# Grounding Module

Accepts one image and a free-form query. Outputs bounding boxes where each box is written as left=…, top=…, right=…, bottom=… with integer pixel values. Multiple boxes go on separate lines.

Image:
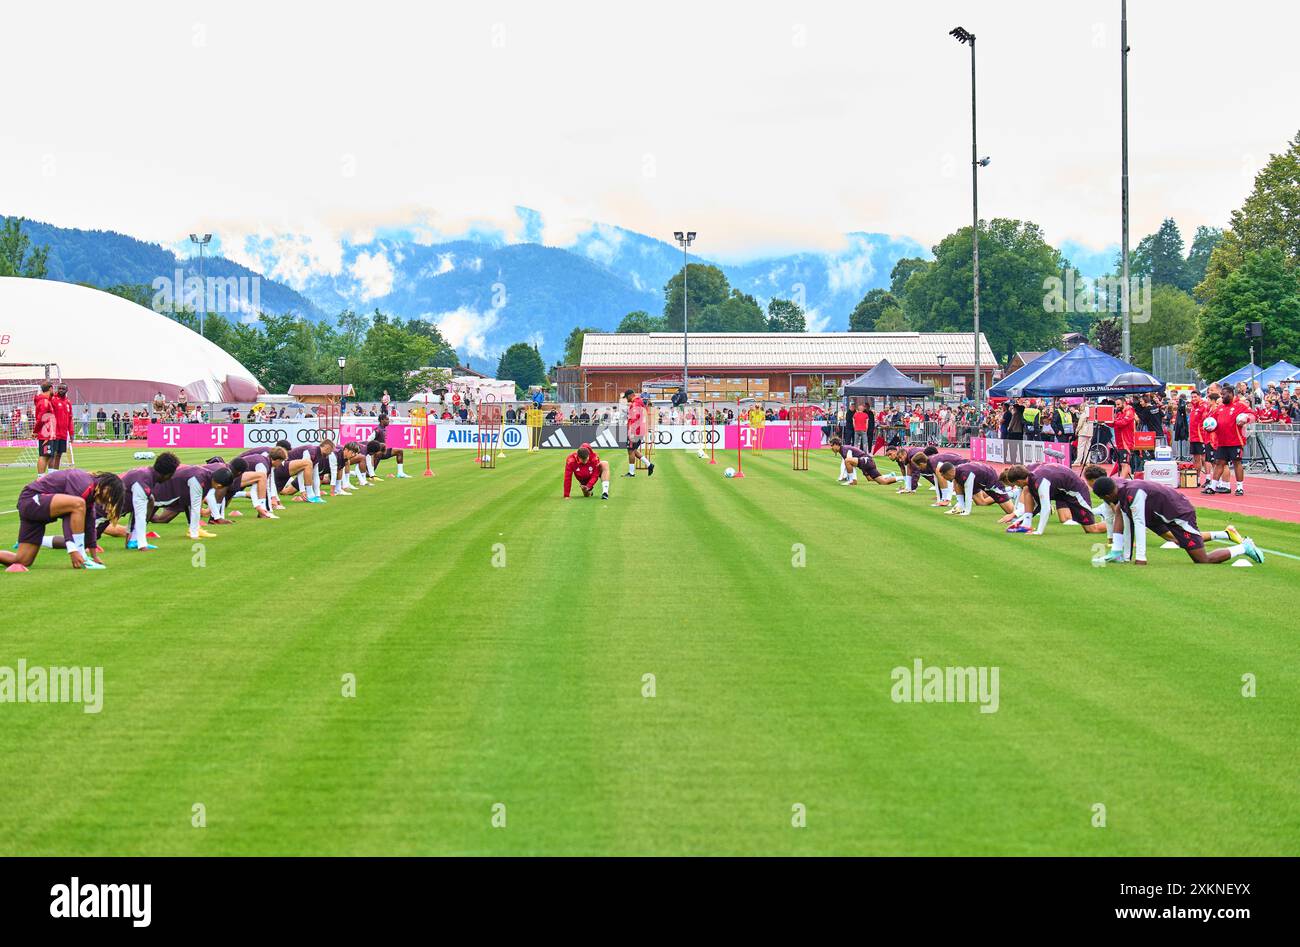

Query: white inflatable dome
left=0, top=276, right=264, bottom=403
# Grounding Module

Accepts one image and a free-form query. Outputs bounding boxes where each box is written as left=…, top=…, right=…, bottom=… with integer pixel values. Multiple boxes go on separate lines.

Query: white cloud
left=804, top=307, right=831, bottom=332
left=217, top=228, right=345, bottom=289
left=824, top=238, right=878, bottom=295
left=349, top=250, right=394, bottom=300
left=431, top=305, right=501, bottom=359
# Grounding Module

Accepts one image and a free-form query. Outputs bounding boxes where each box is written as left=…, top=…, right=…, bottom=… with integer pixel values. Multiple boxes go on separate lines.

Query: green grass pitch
left=1, top=446, right=1297, bottom=855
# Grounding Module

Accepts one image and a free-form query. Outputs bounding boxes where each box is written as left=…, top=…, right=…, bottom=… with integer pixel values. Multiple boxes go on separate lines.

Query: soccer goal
left=0, top=363, right=61, bottom=467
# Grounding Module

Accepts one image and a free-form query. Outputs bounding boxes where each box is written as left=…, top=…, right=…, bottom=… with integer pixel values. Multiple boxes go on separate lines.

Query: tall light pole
left=189, top=233, right=212, bottom=337
left=337, top=356, right=347, bottom=426
left=674, top=231, right=696, bottom=398
left=950, top=27, right=989, bottom=403
left=937, top=353, right=948, bottom=392
left=1120, top=0, right=1133, bottom=362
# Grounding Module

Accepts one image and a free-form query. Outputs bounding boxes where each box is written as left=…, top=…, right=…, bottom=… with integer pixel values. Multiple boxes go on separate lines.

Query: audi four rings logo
left=296, top=428, right=337, bottom=443
left=247, top=428, right=287, bottom=443
left=248, top=427, right=338, bottom=444
left=654, top=429, right=719, bottom=445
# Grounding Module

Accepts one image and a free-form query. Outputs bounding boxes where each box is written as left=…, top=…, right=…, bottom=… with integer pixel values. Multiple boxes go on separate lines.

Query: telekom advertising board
left=148, top=422, right=433, bottom=450
left=722, top=422, right=825, bottom=451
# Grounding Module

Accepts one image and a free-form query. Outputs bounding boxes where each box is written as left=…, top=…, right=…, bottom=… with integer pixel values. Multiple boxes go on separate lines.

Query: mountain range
left=8, top=212, right=1119, bottom=374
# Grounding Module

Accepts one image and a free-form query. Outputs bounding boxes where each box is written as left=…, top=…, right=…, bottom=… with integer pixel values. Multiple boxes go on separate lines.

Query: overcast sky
left=2, top=0, right=1296, bottom=263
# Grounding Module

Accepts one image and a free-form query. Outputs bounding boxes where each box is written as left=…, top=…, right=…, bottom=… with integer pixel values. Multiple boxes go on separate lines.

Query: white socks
left=628, top=463, right=636, bottom=476
left=601, top=480, right=610, bottom=495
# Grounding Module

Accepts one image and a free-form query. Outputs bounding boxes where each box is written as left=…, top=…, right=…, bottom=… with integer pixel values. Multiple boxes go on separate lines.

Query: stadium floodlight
left=673, top=230, right=697, bottom=400
left=189, top=233, right=213, bottom=338
left=951, top=25, right=983, bottom=403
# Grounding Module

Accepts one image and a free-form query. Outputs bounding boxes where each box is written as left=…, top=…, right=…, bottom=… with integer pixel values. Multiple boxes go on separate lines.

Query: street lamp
left=674, top=231, right=696, bottom=399
left=950, top=26, right=986, bottom=404
left=1119, top=0, right=1133, bottom=362
left=189, top=233, right=212, bottom=337
left=337, top=356, right=347, bottom=421
left=937, top=353, right=948, bottom=392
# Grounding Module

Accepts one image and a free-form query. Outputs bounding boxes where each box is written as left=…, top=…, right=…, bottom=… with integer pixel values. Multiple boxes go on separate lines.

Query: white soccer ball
left=724, top=467, right=736, bottom=478
left=1202, top=416, right=1218, bottom=432
left=697, top=448, right=707, bottom=459
left=1236, top=412, right=1250, bottom=426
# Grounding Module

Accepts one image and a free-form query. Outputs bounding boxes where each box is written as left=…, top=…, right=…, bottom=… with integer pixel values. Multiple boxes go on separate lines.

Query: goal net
left=0, top=363, right=62, bottom=467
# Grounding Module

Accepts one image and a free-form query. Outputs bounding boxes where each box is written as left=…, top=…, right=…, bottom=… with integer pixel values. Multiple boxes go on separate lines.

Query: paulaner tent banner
left=987, top=349, right=1063, bottom=398
left=1000, top=344, right=1163, bottom=398
left=842, top=359, right=933, bottom=398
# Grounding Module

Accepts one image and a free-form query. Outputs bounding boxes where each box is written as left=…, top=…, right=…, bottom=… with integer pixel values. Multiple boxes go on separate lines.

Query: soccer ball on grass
left=724, top=467, right=736, bottom=478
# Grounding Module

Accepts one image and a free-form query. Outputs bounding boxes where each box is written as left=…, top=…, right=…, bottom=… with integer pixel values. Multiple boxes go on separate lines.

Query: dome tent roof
left=0, top=276, right=264, bottom=403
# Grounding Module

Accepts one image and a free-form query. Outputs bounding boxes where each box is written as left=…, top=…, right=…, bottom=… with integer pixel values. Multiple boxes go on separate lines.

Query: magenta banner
left=148, top=423, right=244, bottom=450
left=722, top=422, right=825, bottom=451
left=341, top=422, right=432, bottom=449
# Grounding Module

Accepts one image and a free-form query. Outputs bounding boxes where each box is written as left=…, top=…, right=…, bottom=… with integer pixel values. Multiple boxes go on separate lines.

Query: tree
left=766, top=297, right=806, bottom=332
left=903, top=219, right=1067, bottom=364
left=1131, top=285, right=1199, bottom=370
left=563, top=326, right=601, bottom=364
left=663, top=264, right=731, bottom=331
left=496, top=342, right=547, bottom=390
left=1129, top=218, right=1192, bottom=292
left=0, top=217, right=49, bottom=278
left=849, top=288, right=899, bottom=331
left=1197, top=130, right=1300, bottom=303
left=701, top=290, right=765, bottom=332
left=617, top=310, right=665, bottom=333
left=1192, top=247, right=1300, bottom=381
left=1091, top=316, right=1122, bottom=356
left=873, top=306, right=910, bottom=331
left=350, top=310, right=457, bottom=399
left=1185, top=226, right=1223, bottom=288
left=889, top=257, right=930, bottom=300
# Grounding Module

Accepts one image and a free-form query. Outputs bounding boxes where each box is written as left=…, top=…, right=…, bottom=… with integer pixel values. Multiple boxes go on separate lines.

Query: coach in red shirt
left=563, top=444, right=610, bottom=500
left=1111, top=397, right=1137, bottom=478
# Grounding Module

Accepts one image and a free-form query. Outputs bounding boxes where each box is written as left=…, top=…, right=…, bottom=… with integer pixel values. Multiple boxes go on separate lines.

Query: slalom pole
left=423, top=406, right=434, bottom=477
left=734, top=403, right=745, bottom=478
left=709, top=400, right=717, bottom=464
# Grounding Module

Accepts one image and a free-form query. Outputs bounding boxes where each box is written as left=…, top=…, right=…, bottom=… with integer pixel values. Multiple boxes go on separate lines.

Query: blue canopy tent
left=1218, top=360, right=1300, bottom=388
left=987, top=349, right=1062, bottom=398
left=999, top=344, right=1163, bottom=398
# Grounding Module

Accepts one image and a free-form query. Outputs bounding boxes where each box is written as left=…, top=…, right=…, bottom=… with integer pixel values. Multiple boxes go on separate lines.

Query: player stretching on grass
left=908, top=449, right=964, bottom=506
left=563, top=443, right=610, bottom=499
left=277, top=441, right=332, bottom=502
left=236, top=447, right=289, bottom=510
left=1091, top=476, right=1262, bottom=566
left=316, top=443, right=354, bottom=497
left=339, top=441, right=378, bottom=488
left=148, top=463, right=235, bottom=539
left=1, top=469, right=125, bottom=572
left=1000, top=463, right=1109, bottom=535
left=114, top=451, right=181, bottom=549
left=827, top=436, right=897, bottom=486
left=622, top=389, right=655, bottom=478
left=366, top=439, right=412, bottom=479
left=885, top=445, right=929, bottom=493
left=936, top=461, right=1015, bottom=516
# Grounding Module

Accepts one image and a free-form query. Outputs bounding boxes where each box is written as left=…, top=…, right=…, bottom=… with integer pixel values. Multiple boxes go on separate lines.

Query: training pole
left=734, top=404, right=745, bottom=478
left=422, top=406, right=434, bottom=477
left=709, top=401, right=717, bottom=464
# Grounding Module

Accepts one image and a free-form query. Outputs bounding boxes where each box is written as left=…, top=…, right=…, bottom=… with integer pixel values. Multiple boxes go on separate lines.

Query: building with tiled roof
left=570, top=332, right=995, bottom=402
